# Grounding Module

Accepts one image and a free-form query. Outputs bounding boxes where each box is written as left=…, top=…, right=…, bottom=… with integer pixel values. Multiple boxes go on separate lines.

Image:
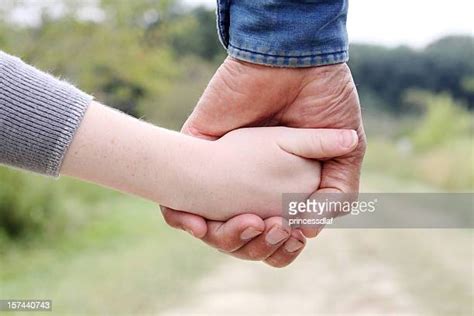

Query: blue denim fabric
left=216, top=0, right=349, bottom=68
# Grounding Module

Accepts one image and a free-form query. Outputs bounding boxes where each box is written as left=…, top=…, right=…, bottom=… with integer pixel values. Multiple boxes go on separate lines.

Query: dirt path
left=160, top=176, right=472, bottom=315
left=161, top=228, right=472, bottom=315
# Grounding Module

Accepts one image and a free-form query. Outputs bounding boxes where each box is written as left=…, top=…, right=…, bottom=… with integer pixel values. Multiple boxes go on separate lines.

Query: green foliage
left=10, top=18, right=177, bottom=117
left=461, top=76, right=474, bottom=94
left=0, top=168, right=62, bottom=240
left=1, top=0, right=221, bottom=118
left=405, top=91, right=472, bottom=150
left=0, top=166, right=119, bottom=243
left=158, top=7, right=225, bottom=61
left=349, top=35, right=474, bottom=112
left=139, top=56, right=217, bottom=129
left=425, top=36, right=474, bottom=103
left=364, top=137, right=473, bottom=191
left=364, top=92, right=473, bottom=191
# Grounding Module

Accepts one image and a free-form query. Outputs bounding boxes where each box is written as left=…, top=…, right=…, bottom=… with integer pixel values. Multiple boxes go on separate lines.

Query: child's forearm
left=61, top=101, right=209, bottom=209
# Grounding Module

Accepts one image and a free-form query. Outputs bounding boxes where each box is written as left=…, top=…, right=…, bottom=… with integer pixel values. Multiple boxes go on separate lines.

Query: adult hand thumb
left=277, top=128, right=358, bottom=159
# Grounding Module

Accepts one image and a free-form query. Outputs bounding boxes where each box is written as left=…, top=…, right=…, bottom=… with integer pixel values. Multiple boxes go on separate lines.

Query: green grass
left=0, top=190, right=221, bottom=315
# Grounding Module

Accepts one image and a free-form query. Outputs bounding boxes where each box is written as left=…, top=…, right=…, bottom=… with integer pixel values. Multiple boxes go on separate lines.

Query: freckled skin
left=62, top=101, right=357, bottom=222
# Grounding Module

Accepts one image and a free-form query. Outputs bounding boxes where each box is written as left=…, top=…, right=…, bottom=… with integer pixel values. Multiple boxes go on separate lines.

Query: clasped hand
left=161, top=58, right=366, bottom=268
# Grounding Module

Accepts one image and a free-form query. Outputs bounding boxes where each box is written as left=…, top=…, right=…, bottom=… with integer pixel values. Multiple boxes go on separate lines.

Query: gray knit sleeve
left=0, top=51, right=93, bottom=177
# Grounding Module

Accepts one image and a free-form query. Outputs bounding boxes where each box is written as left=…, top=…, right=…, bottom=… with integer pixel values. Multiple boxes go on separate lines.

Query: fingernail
left=293, top=229, right=306, bottom=240
left=240, top=227, right=262, bottom=240
left=265, top=226, right=290, bottom=245
left=340, top=130, right=357, bottom=149
left=284, top=238, right=304, bottom=253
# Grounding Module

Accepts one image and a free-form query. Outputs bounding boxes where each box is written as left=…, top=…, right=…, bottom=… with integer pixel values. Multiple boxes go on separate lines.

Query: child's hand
left=61, top=102, right=357, bottom=223
left=179, top=127, right=358, bottom=221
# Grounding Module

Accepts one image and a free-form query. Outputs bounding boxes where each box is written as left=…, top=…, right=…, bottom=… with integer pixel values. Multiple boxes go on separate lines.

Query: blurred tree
left=405, top=90, right=472, bottom=150
left=349, top=35, right=474, bottom=113
left=162, top=6, right=224, bottom=61
left=461, top=76, right=474, bottom=94
left=425, top=36, right=474, bottom=105
left=4, top=0, right=181, bottom=116
left=0, top=168, right=61, bottom=240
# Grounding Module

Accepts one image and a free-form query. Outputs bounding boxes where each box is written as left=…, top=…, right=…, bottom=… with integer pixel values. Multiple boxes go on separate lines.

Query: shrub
left=0, top=168, right=63, bottom=240
left=405, top=91, right=472, bottom=151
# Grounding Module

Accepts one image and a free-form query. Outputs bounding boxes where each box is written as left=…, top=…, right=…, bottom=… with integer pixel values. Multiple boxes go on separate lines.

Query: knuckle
left=217, top=240, right=237, bottom=253
left=265, top=257, right=290, bottom=268
left=246, top=248, right=266, bottom=261
left=161, top=210, right=179, bottom=228
left=310, top=133, right=328, bottom=156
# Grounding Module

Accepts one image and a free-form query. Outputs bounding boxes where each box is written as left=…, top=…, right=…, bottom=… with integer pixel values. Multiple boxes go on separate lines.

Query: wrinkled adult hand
left=162, top=57, right=366, bottom=268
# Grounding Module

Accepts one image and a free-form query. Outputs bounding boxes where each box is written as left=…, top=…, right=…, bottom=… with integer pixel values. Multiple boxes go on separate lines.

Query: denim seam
left=227, top=44, right=349, bottom=67
left=216, top=0, right=229, bottom=48
left=228, top=43, right=347, bottom=58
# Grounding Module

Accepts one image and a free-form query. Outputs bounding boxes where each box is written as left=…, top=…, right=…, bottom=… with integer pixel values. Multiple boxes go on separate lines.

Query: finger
left=230, top=217, right=291, bottom=261
left=299, top=220, right=326, bottom=239
left=264, top=229, right=306, bottom=268
left=160, top=206, right=208, bottom=238
left=301, top=168, right=362, bottom=238
left=277, top=128, right=358, bottom=159
left=321, top=123, right=366, bottom=186
left=298, top=187, right=339, bottom=238
left=201, top=214, right=265, bottom=252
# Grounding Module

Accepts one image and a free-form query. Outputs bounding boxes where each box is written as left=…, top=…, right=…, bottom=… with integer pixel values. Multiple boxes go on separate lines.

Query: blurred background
left=0, top=0, right=472, bottom=315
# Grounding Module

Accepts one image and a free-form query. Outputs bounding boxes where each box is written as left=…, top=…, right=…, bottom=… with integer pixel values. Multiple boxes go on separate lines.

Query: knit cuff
left=0, top=51, right=93, bottom=177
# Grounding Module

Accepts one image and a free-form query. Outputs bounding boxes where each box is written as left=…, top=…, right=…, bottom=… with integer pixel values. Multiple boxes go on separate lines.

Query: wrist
left=219, top=0, right=348, bottom=68
left=61, top=101, right=212, bottom=210
left=150, top=129, right=214, bottom=211
left=160, top=137, right=228, bottom=217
